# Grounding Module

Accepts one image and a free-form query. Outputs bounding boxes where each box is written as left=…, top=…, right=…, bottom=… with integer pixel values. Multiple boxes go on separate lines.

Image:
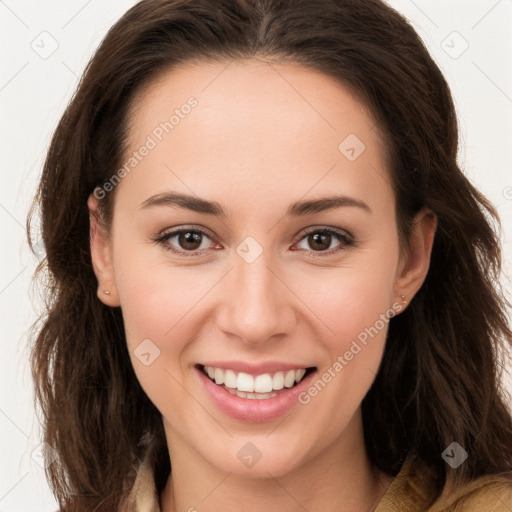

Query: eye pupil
left=309, top=232, right=331, bottom=251
left=179, top=231, right=202, bottom=250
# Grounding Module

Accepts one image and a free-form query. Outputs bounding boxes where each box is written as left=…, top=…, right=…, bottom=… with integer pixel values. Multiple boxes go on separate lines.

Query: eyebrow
left=139, top=191, right=372, bottom=217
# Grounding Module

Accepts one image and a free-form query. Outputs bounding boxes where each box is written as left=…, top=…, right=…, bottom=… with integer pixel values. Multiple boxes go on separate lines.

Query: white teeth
left=272, top=371, right=285, bottom=390
left=284, top=370, right=296, bottom=388
left=236, top=372, right=254, bottom=392
left=203, top=365, right=311, bottom=395
left=224, top=369, right=237, bottom=389
left=254, top=373, right=273, bottom=393
left=214, top=367, right=224, bottom=385
left=295, top=368, right=306, bottom=383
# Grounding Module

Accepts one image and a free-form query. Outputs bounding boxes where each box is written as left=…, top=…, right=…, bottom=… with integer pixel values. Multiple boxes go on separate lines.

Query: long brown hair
left=27, top=0, right=512, bottom=510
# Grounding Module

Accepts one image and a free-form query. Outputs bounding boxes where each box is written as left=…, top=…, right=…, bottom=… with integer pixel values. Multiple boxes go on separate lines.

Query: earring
left=103, top=290, right=111, bottom=295
left=400, top=294, right=407, bottom=304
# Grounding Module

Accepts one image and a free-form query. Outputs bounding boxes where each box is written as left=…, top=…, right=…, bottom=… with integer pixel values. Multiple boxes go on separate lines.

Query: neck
left=160, top=410, right=393, bottom=512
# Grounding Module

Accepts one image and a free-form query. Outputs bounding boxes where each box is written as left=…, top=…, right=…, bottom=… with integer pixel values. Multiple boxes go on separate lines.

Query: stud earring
left=103, top=290, right=111, bottom=295
left=400, top=294, right=407, bottom=304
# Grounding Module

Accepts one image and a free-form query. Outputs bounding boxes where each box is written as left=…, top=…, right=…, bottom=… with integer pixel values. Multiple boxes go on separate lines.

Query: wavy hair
left=27, top=0, right=512, bottom=509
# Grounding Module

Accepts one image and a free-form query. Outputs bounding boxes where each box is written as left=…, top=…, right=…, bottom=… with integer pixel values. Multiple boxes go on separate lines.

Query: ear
left=394, top=207, right=437, bottom=311
left=87, top=193, right=120, bottom=307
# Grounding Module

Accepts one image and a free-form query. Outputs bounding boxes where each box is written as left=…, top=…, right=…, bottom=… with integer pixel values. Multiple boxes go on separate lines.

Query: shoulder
left=375, top=456, right=439, bottom=511
left=376, top=455, right=512, bottom=512
left=428, top=474, right=512, bottom=512
left=119, top=449, right=161, bottom=512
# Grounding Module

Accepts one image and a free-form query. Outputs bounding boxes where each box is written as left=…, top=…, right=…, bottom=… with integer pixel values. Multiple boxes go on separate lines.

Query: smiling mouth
left=197, top=364, right=317, bottom=400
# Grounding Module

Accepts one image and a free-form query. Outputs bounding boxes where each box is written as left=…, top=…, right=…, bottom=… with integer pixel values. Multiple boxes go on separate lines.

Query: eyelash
left=152, top=225, right=355, bottom=258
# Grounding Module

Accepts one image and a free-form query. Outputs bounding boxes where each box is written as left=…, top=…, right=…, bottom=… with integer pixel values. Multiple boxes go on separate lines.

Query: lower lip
left=196, top=367, right=317, bottom=422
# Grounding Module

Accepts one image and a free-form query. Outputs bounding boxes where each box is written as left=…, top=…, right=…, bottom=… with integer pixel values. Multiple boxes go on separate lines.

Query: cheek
left=113, top=252, right=208, bottom=422
left=115, top=257, right=211, bottom=356
left=292, top=251, right=398, bottom=352
left=112, top=240, right=229, bottom=393
left=292, top=270, right=397, bottom=438
left=288, top=245, right=398, bottom=419
left=110, top=220, right=204, bottom=337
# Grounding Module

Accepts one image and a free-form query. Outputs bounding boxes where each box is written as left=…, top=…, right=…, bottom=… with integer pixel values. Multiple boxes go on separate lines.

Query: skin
left=88, top=59, right=436, bottom=511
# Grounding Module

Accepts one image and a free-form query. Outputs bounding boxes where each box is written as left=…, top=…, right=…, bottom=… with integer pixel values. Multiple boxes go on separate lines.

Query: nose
left=216, top=250, right=297, bottom=346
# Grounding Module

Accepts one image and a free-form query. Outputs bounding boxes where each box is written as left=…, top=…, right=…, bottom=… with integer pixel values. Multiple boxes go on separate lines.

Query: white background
left=1, top=1, right=511, bottom=510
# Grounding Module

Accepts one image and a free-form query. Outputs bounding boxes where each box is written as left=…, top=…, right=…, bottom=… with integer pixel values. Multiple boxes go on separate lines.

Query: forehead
left=119, top=58, right=393, bottom=213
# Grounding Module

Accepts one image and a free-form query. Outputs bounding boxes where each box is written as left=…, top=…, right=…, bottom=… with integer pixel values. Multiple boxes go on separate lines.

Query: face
left=89, top=59, right=434, bottom=478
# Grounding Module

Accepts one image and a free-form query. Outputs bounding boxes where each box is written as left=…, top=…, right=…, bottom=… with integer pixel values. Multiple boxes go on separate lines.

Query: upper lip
left=198, top=361, right=316, bottom=375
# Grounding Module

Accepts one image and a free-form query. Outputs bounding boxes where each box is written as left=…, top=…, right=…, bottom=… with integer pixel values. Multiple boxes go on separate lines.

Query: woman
left=27, top=0, right=512, bottom=510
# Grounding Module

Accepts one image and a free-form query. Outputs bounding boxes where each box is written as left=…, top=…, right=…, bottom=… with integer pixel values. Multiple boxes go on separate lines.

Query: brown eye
left=178, top=231, right=203, bottom=251
left=307, top=232, right=332, bottom=251
left=295, top=228, right=354, bottom=255
left=155, top=227, right=215, bottom=255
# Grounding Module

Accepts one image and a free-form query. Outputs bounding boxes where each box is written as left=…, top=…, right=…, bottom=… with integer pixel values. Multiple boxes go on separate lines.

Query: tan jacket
left=121, top=453, right=512, bottom=511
